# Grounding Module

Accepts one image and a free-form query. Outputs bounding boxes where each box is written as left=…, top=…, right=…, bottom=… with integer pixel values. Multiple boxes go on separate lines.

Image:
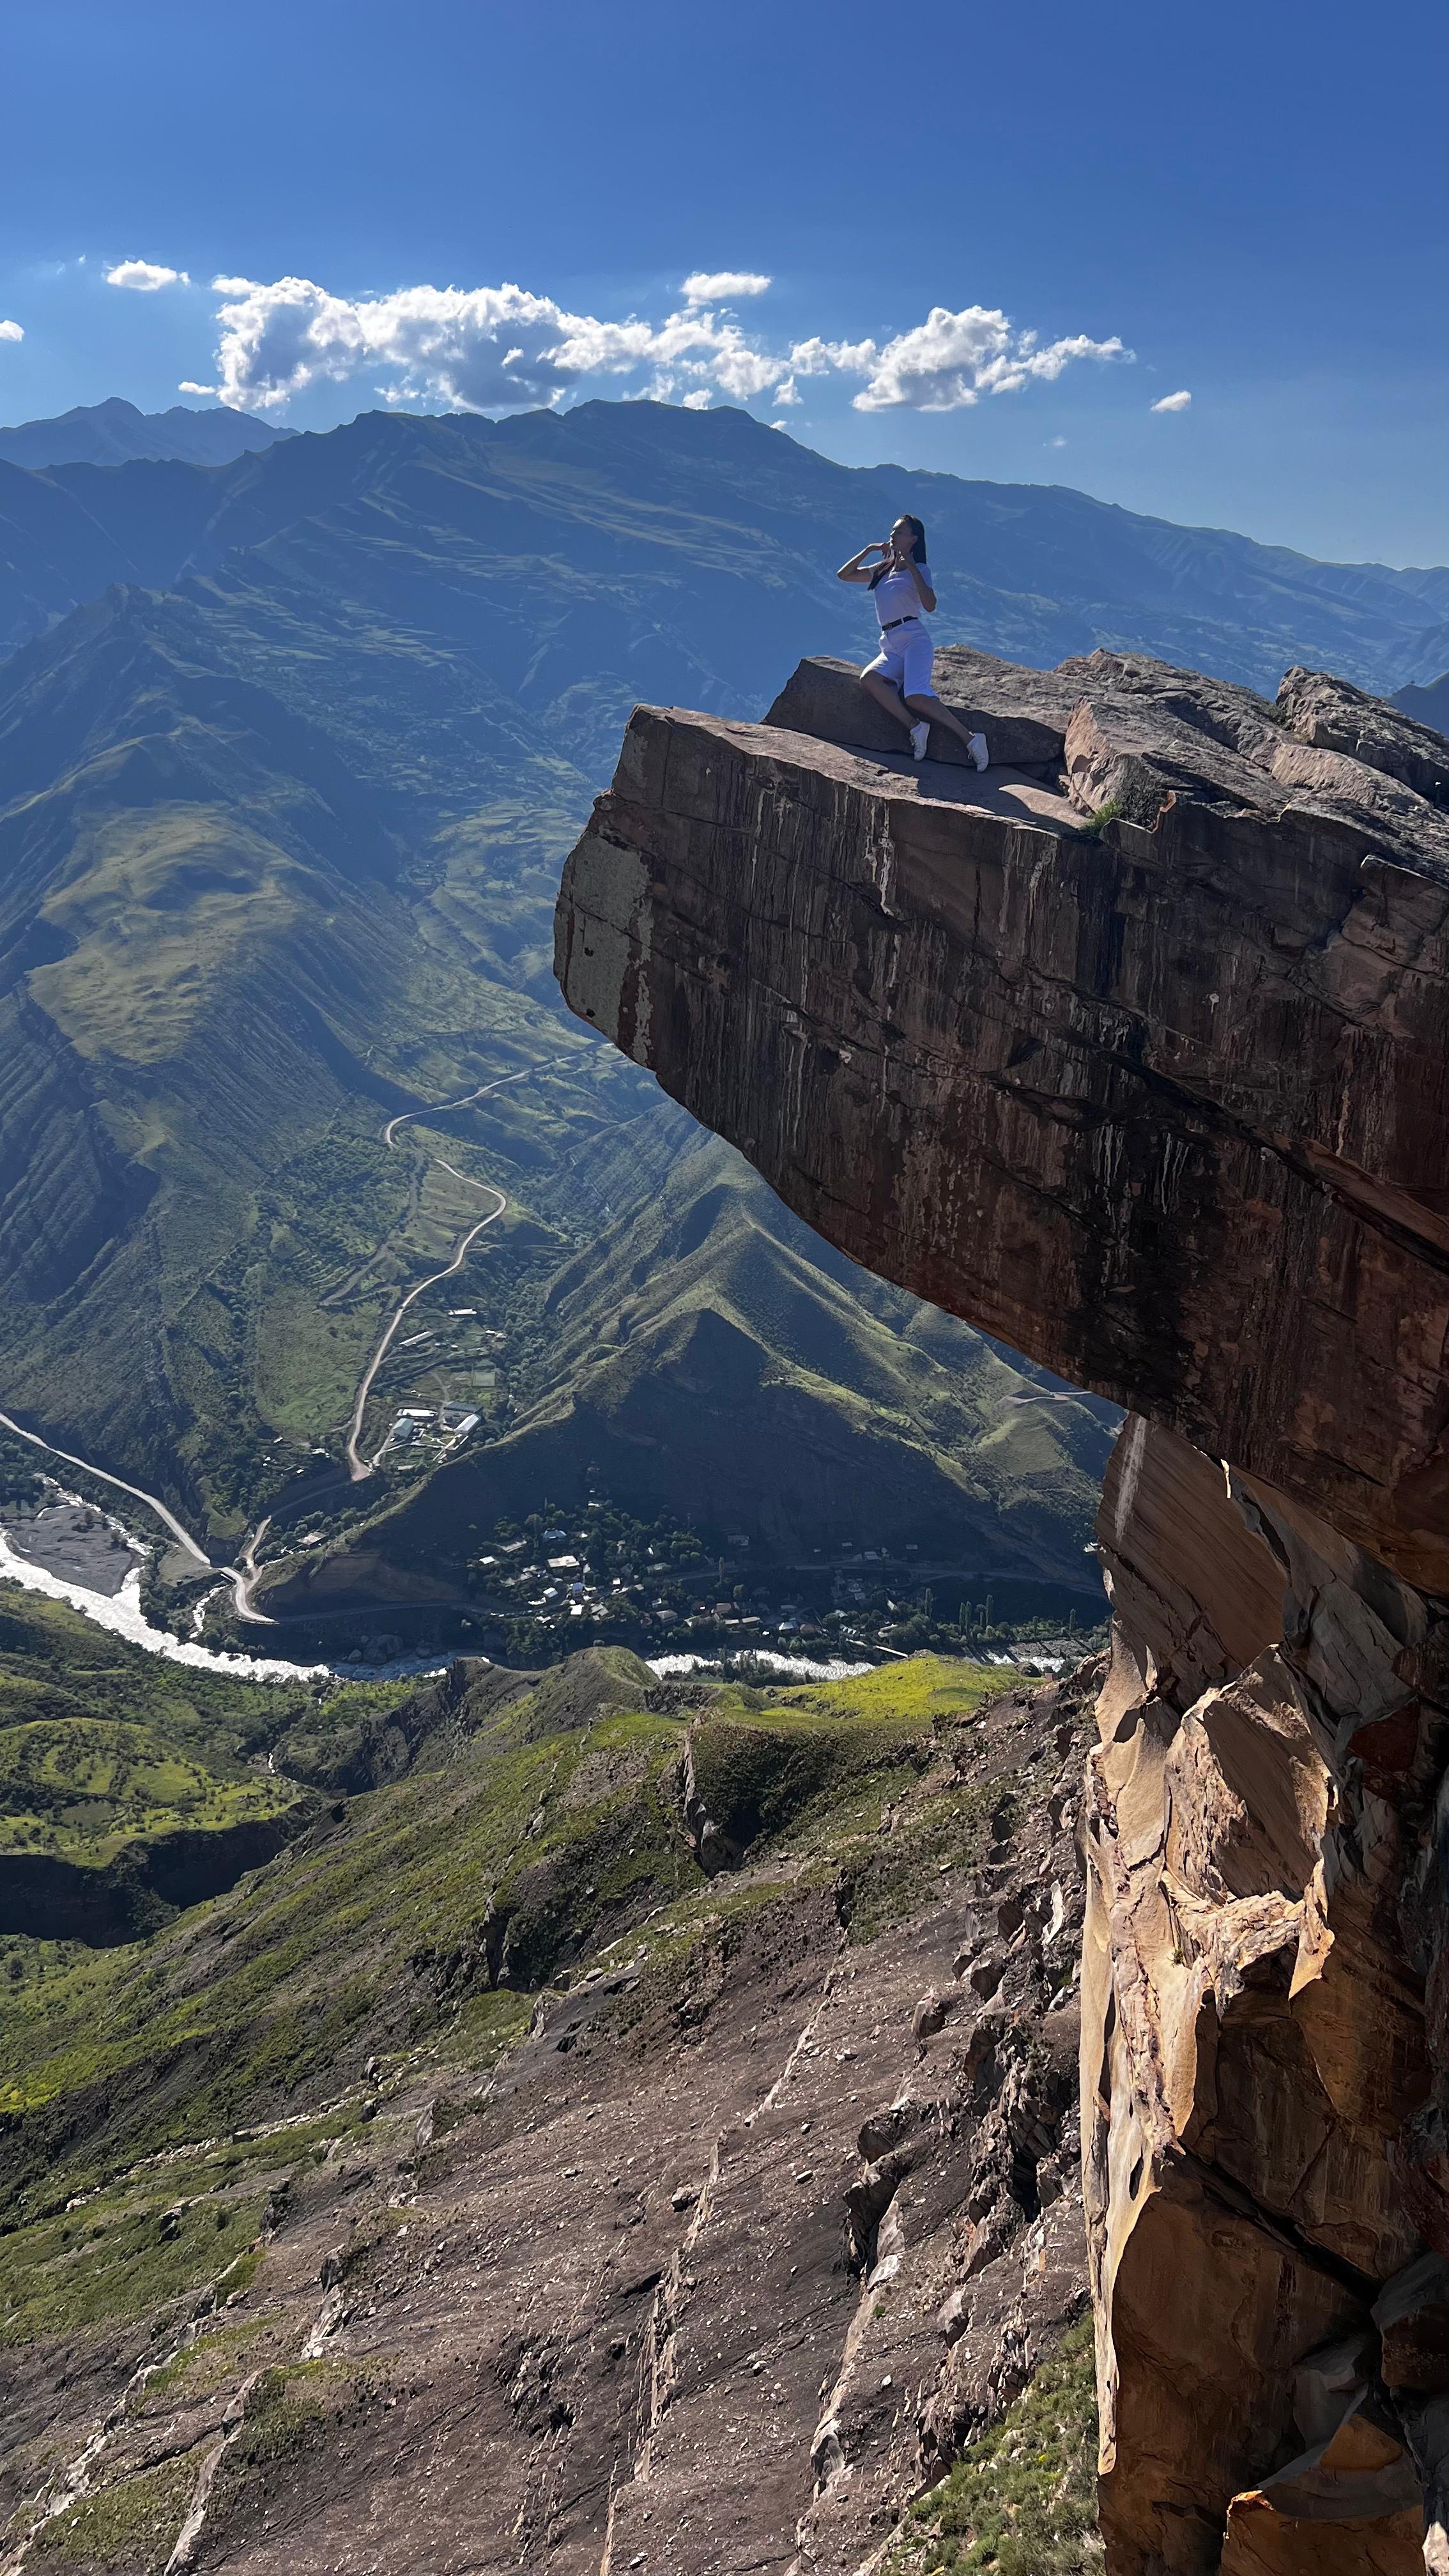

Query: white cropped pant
left=863, top=618, right=934, bottom=699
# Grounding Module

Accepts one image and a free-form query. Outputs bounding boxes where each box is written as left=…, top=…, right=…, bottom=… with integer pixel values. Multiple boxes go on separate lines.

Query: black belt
left=881, top=614, right=921, bottom=631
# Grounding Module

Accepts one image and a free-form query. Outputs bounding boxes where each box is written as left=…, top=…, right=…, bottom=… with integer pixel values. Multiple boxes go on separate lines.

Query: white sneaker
left=909, top=720, right=930, bottom=762
left=969, top=732, right=989, bottom=772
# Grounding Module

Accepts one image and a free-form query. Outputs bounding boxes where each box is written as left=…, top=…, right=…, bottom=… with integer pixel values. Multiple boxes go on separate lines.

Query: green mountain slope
left=259, top=1130, right=1116, bottom=1625
left=0, top=1644, right=1098, bottom=2576
left=0, top=418, right=1119, bottom=1612
left=0, top=1583, right=334, bottom=1940
left=0, top=1646, right=1001, bottom=2216
left=0, top=585, right=607, bottom=1529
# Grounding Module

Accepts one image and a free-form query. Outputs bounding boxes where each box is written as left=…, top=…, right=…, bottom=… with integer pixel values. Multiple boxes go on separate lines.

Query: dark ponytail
left=868, top=515, right=928, bottom=587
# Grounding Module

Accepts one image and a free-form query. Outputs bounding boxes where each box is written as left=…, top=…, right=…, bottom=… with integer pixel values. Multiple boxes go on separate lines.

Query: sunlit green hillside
left=0, top=1646, right=1003, bottom=2212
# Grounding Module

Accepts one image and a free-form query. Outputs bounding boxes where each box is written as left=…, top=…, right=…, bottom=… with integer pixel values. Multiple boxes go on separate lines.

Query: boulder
left=764, top=644, right=1078, bottom=774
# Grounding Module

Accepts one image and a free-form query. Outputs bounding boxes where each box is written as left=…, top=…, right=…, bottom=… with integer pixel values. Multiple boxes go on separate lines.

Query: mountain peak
left=0, top=395, right=293, bottom=473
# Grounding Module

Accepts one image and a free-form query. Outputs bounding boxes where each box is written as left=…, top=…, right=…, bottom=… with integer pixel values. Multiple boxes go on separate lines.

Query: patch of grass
left=842, top=1772, right=1007, bottom=1947
left=31, top=2455, right=199, bottom=2571
left=135, top=2311, right=280, bottom=2407
left=205, top=2358, right=382, bottom=2537
left=678, top=1656, right=1001, bottom=1869
left=0, top=1715, right=299, bottom=1866
left=780, top=1656, right=1001, bottom=1728
left=893, top=2317, right=1100, bottom=2575
left=447, top=1986, right=535, bottom=2068
left=1077, top=798, right=1123, bottom=840
left=0, top=2188, right=265, bottom=2344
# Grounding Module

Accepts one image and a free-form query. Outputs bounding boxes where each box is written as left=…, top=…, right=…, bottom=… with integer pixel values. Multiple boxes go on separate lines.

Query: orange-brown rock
left=556, top=648, right=1449, bottom=2572
left=556, top=663, right=1449, bottom=1592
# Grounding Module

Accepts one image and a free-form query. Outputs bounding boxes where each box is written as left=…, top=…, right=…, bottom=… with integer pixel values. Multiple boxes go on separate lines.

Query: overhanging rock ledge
left=555, top=646, right=1449, bottom=2575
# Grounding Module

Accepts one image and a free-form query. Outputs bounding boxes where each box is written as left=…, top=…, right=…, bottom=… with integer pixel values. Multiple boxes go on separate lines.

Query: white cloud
left=680, top=270, right=771, bottom=305
left=0, top=319, right=22, bottom=344
left=106, top=259, right=190, bottom=291
left=178, top=380, right=218, bottom=397
left=204, top=272, right=798, bottom=414
left=788, top=334, right=876, bottom=377
left=796, top=305, right=1131, bottom=411
left=1048, top=435, right=1068, bottom=448
left=1151, top=388, right=1192, bottom=413
left=194, top=268, right=1131, bottom=425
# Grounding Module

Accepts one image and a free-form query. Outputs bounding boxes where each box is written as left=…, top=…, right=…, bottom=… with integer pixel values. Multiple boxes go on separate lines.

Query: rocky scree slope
left=556, top=648, right=1449, bottom=2572
left=0, top=1646, right=1098, bottom=2575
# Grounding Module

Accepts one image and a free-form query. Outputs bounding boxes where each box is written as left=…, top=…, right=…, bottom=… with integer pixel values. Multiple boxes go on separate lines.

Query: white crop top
left=872, top=562, right=933, bottom=628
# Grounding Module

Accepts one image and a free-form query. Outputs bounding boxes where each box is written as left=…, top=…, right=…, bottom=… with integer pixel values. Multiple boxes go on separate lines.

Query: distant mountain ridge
left=0, top=394, right=292, bottom=472
left=0, top=400, right=1443, bottom=699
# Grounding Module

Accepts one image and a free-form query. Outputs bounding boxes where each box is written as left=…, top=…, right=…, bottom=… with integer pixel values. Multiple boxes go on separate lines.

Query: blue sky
left=1, top=0, right=1443, bottom=565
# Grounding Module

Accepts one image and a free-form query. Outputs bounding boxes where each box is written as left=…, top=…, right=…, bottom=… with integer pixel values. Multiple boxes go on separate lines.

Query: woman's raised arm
left=837, top=542, right=888, bottom=583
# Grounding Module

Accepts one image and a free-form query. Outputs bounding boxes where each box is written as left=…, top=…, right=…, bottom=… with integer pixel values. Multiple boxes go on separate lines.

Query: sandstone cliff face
left=556, top=650, right=1449, bottom=2572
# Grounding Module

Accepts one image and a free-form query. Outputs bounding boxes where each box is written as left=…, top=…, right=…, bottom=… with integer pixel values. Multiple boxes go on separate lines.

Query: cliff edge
left=556, top=646, right=1449, bottom=2573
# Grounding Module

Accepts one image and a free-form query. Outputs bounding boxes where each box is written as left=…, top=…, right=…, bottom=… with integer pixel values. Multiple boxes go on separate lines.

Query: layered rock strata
left=556, top=650, right=1449, bottom=2571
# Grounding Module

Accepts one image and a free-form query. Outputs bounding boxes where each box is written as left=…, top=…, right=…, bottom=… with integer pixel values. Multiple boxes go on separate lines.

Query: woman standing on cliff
left=838, top=516, right=989, bottom=768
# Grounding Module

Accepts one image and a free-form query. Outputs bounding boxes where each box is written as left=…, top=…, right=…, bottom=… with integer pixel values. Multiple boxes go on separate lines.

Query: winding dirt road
left=344, top=1169, right=507, bottom=1477
left=1, top=1061, right=562, bottom=1622
left=345, top=1065, right=544, bottom=1478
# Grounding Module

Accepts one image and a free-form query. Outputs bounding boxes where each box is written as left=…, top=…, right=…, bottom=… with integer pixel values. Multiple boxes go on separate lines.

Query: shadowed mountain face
left=0, top=397, right=292, bottom=473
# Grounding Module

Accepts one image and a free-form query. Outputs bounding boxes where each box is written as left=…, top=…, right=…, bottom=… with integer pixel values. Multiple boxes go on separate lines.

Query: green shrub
left=1077, top=799, right=1123, bottom=841
left=897, top=2317, right=1100, bottom=2574
left=0, top=2192, right=264, bottom=2343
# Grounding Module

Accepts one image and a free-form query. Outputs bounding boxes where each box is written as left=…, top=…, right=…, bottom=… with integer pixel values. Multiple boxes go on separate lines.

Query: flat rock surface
left=808, top=737, right=1082, bottom=832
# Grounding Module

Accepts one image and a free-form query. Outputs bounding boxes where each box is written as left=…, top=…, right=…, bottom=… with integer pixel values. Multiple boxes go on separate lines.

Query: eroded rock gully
left=556, top=648, right=1449, bottom=2572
